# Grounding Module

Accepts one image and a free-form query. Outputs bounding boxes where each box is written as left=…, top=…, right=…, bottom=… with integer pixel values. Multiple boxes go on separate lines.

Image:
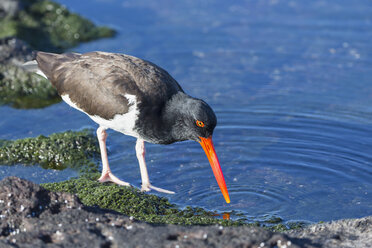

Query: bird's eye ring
left=196, top=120, right=205, bottom=127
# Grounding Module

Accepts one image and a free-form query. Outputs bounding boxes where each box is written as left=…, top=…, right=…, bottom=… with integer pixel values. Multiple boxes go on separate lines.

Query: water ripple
left=144, top=107, right=372, bottom=220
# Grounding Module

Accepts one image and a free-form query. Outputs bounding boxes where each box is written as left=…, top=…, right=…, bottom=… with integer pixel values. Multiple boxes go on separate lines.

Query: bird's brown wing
left=36, top=51, right=183, bottom=120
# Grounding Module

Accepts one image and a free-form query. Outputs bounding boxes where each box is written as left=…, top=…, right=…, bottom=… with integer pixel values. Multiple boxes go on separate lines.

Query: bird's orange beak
left=199, top=136, right=230, bottom=203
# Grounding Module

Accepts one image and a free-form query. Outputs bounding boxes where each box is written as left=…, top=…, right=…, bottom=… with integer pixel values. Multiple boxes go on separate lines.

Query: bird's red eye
left=196, top=120, right=205, bottom=127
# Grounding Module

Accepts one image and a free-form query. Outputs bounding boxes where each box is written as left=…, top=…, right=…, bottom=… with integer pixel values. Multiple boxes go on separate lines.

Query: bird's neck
left=161, top=92, right=194, bottom=143
left=134, top=92, right=192, bottom=144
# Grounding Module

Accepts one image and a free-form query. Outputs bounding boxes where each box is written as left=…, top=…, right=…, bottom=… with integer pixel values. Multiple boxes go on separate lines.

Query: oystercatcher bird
left=24, top=51, right=230, bottom=203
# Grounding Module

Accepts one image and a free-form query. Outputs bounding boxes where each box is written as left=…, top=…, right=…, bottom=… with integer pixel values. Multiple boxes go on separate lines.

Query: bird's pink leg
left=136, top=139, right=175, bottom=194
left=97, top=126, right=130, bottom=186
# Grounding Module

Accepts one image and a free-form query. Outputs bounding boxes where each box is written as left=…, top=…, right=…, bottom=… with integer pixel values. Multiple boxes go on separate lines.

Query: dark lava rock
left=1, top=176, right=371, bottom=247
left=0, top=37, right=35, bottom=65
left=287, top=216, right=372, bottom=248
left=0, top=177, right=319, bottom=248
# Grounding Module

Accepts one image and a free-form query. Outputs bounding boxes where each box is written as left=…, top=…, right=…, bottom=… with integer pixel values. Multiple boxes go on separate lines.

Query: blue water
left=1, top=0, right=372, bottom=223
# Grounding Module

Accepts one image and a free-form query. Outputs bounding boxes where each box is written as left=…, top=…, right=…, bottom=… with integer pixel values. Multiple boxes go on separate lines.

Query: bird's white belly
left=61, top=94, right=140, bottom=138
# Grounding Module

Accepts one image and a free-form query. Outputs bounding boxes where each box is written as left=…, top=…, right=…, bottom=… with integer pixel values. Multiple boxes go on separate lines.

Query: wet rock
left=0, top=62, right=60, bottom=108
left=0, top=0, right=116, bottom=109
left=42, top=174, right=246, bottom=226
left=0, top=37, right=60, bottom=108
left=0, top=177, right=317, bottom=248
left=0, top=0, right=115, bottom=52
left=1, top=176, right=371, bottom=247
left=0, top=129, right=100, bottom=170
left=0, top=37, right=35, bottom=66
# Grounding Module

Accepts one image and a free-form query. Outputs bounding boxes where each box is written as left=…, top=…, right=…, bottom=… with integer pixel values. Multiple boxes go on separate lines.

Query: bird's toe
left=141, top=184, right=175, bottom=194
left=98, top=171, right=131, bottom=187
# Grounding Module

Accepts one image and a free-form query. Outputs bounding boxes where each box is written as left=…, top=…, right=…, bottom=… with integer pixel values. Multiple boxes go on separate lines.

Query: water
left=1, top=0, right=372, bottom=223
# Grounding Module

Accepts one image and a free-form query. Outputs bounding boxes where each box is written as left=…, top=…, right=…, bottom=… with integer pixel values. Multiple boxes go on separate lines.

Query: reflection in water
left=222, top=213, right=230, bottom=220
left=1, top=0, right=372, bottom=223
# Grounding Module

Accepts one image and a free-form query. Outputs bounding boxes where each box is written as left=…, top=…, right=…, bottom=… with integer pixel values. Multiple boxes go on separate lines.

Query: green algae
left=0, top=129, right=308, bottom=228
left=0, top=0, right=115, bottom=52
left=0, top=129, right=308, bottom=229
left=42, top=173, right=246, bottom=226
left=0, top=129, right=100, bottom=170
left=0, top=64, right=61, bottom=108
left=0, top=19, right=18, bottom=37
left=264, top=216, right=284, bottom=224
left=269, top=221, right=308, bottom=232
left=41, top=173, right=307, bottom=229
left=0, top=0, right=115, bottom=109
left=1, top=128, right=245, bottom=225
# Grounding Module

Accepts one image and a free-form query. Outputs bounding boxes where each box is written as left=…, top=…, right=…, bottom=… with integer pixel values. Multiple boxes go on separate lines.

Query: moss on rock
left=0, top=0, right=116, bottom=108
left=41, top=174, right=308, bottom=229
left=0, top=63, right=60, bottom=108
left=42, top=174, right=246, bottom=226
left=0, top=129, right=100, bottom=170
left=0, top=0, right=115, bottom=52
left=0, top=129, right=307, bottom=229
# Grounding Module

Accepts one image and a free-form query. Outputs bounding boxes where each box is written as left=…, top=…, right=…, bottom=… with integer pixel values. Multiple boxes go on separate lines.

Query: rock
left=0, top=37, right=35, bottom=66
left=0, top=38, right=60, bottom=109
left=0, top=176, right=371, bottom=247
left=0, top=177, right=317, bottom=247
left=0, top=176, right=83, bottom=219
left=287, top=216, right=372, bottom=248
left=42, top=175, right=246, bottom=226
left=0, top=62, right=60, bottom=109
left=0, top=0, right=116, bottom=109
left=0, top=129, right=100, bottom=170
left=0, top=0, right=115, bottom=52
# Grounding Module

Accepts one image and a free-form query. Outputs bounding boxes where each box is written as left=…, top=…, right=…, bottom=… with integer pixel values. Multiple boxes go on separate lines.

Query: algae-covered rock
left=42, top=175, right=308, bottom=228
left=0, top=37, right=60, bottom=109
left=0, top=37, right=61, bottom=109
left=0, top=0, right=116, bottom=108
left=42, top=174, right=246, bottom=226
left=0, top=129, right=100, bottom=170
left=0, top=37, right=35, bottom=65
left=0, top=63, right=60, bottom=108
left=0, top=177, right=318, bottom=248
left=0, top=0, right=115, bottom=52
left=0, top=130, right=306, bottom=229
left=0, top=130, right=245, bottom=226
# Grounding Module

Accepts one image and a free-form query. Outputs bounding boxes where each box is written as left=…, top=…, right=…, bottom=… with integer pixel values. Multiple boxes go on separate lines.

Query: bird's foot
left=98, top=171, right=130, bottom=186
left=141, top=183, right=175, bottom=194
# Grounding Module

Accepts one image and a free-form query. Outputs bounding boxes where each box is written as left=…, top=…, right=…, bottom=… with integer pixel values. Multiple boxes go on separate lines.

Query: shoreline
left=0, top=176, right=370, bottom=247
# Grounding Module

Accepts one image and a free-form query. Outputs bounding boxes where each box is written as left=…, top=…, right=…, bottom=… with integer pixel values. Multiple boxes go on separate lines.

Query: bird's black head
left=164, top=92, right=217, bottom=142
left=163, top=92, right=230, bottom=203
